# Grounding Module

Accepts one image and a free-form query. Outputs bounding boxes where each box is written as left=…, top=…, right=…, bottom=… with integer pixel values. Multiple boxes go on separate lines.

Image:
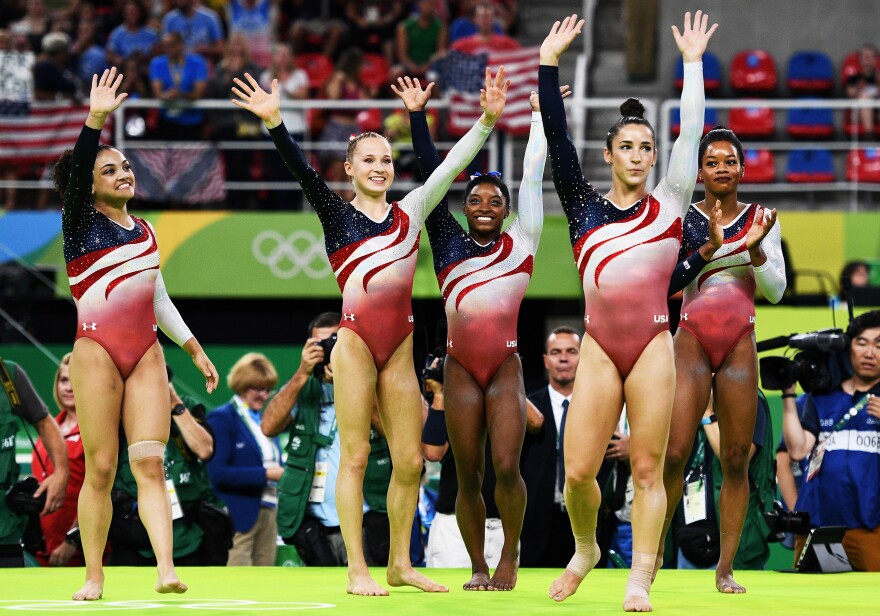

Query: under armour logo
left=680, top=313, right=688, bottom=321
left=683, top=261, right=691, bottom=270
left=584, top=315, right=590, bottom=324
left=82, top=322, right=97, bottom=331
left=343, top=312, right=355, bottom=321
left=447, top=340, right=453, bottom=348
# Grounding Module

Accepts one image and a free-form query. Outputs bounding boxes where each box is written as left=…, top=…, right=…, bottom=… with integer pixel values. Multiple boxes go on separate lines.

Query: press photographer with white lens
left=781, top=309, right=880, bottom=571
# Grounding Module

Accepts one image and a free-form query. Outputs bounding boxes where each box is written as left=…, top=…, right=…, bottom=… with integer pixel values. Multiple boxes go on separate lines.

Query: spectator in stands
left=383, top=105, right=437, bottom=179
left=226, top=0, right=279, bottom=70
left=782, top=310, right=880, bottom=571
left=450, top=2, right=519, bottom=54
left=392, top=0, right=447, bottom=82
left=10, top=0, right=50, bottom=53
left=839, top=260, right=871, bottom=303
left=32, top=32, right=79, bottom=102
left=119, top=55, right=150, bottom=99
left=149, top=30, right=209, bottom=140
left=283, top=0, right=346, bottom=59
left=207, top=353, right=283, bottom=566
left=845, top=44, right=879, bottom=135
left=449, top=0, right=497, bottom=43
left=106, top=0, right=159, bottom=67
left=71, top=20, right=108, bottom=86
left=162, top=0, right=224, bottom=63
left=262, top=313, right=392, bottom=567
left=320, top=47, right=369, bottom=199
left=345, top=0, right=405, bottom=65
left=31, top=354, right=84, bottom=567
left=259, top=41, right=309, bottom=208
left=0, top=359, right=68, bottom=568
left=210, top=33, right=260, bottom=112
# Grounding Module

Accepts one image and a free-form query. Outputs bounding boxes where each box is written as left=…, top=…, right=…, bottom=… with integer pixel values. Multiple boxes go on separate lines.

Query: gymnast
left=537, top=11, right=716, bottom=611
left=232, top=69, right=508, bottom=595
left=660, top=126, right=785, bottom=593
left=54, top=67, right=218, bottom=601
left=393, top=76, right=555, bottom=590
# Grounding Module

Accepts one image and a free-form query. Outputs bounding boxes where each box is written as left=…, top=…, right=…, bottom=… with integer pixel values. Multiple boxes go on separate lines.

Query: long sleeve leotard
left=538, top=62, right=704, bottom=377
left=678, top=203, right=786, bottom=370
left=268, top=118, right=493, bottom=369
left=410, top=110, right=546, bottom=388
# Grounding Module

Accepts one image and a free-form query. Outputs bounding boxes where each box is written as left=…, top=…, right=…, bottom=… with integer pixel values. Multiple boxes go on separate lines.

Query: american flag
left=126, top=145, right=226, bottom=204
left=441, top=46, right=539, bottom=137
left=0, top=102, right=114, bottom=164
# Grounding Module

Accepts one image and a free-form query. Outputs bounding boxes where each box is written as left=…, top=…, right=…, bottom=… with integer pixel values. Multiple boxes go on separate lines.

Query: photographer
left=110, top=372, right=224, bottom=566
left=262, top=313, right=392, bottom=567
left=782, top=309, right=880, bottom=571
left=1, top=359, right=68, bottom=568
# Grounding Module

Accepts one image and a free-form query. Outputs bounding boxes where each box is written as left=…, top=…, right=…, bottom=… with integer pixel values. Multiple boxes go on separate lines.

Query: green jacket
left=0, top=361, right=26, bottom=545
left=115, top=396, right=215, bottom=558
left=277, top=377, right=391, bottom=539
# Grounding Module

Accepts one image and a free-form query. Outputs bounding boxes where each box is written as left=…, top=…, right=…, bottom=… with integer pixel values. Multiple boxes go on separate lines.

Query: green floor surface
left=0, top=567, right=875, bottom=615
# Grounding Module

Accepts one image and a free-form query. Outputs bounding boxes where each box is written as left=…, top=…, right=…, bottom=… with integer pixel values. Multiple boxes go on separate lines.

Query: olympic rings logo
left=0, top=599, right=335, bottom=611
left=252, top=230, right=333, bottom=280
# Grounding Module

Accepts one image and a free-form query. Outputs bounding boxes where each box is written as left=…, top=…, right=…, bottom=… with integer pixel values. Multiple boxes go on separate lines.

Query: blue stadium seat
left=786, top=149, right=836, bottom=183
left=787, top=51, right=835, bottom=96
left=675, top=51, right=722, bottom=95
left=669, top=105, right=718, bottom=137
left=787, top=105, right=835, bottom=138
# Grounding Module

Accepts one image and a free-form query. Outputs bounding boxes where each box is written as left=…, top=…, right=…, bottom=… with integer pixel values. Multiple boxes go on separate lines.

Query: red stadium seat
left=846, top=148, right=880, bottom=182
left=357, top=108, right=383, bottom=133
left=730, top=50, right=778, bottom=95
left=295, top=52, right=335, bottom=91
left=360, top=53, right=390, bottom=90
left=742, top=149, right=776, bottom=183
left=728, top=106, right=775, bottom=138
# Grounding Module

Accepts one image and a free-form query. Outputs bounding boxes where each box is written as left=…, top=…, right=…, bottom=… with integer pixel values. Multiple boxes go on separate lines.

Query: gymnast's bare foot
left=716, top=570, right=746, bottom=594
left=623, top=595, right=653, bottom=612
left=347, top=571, right=389, bottom=596
left=488, top=557, right=518, bottom=591
left=463, top=570, right=490, bottom=591
left=387, top=565, right=448, bottom=592
left=155, top=571, right=188, bottom=594
left=72, top=578, right=103, bottom=601
left=548, top=545, right=600, bottom=602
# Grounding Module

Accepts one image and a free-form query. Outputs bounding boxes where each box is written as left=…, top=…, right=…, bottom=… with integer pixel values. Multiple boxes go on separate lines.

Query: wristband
left=422, top=408, right=448, bottom=446
left=171, top=403, right=187, bottom=416
left=700, top=414, right=717, bottom=426
left=65, top=527, right=81, bottom=547
left=781, top=393, right=797, bottom=399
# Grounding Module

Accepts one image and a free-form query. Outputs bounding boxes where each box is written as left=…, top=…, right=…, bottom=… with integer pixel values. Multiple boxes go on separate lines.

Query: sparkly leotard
left=63, top=126, right=191, bottom=379
left=538, top=63, right=705, bottom=377
left=678, top=203, right=786, bottom=371
left=268, top=119, right=493, bottom=369
left=410, top=110, right=546, bottom=388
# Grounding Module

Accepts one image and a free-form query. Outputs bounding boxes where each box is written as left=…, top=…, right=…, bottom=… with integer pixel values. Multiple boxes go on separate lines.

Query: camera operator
left=0, top=359, right=68, bottom=567
left=782, top=309, right=880, bottom=571
left=262, top=313, right=392, bottom=567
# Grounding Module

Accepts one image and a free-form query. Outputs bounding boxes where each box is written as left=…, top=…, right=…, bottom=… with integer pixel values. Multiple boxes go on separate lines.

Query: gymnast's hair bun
left=620, top=98, right=645, bottom=119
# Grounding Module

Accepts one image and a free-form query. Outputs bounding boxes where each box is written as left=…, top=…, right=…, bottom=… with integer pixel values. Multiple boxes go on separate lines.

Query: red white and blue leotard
left=63, top=126, right=192, bottom=379
left=538, top=63, right=705, bottom=377
left=410, top=111, right=546, bottom=388
left=267, top=119, right=493, bottom=369
left=678, top=203, right=786, bottom=371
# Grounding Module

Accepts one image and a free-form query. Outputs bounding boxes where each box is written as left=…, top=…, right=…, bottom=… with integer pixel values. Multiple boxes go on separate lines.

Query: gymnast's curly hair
left=52, top=144, right=114, bottom=198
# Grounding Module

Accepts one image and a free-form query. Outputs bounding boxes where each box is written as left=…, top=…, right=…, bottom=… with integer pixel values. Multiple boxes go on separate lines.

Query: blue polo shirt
left=162, top=7, right=223, bottom=52
left=148, top=52, right=208, bottom=125
left=107, top=26, right=159, bottom=60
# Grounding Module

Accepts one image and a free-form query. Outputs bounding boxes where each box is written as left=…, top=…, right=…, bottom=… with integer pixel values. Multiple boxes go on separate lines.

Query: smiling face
left=604, top=124, right=656, bottom=190
left=92, top=148, right=135, bottom=205
left=700, top=140, right=743, bottom=197
left=344, top=136, right=394, bottom=198
left=463, top=181, right=508, bottom=241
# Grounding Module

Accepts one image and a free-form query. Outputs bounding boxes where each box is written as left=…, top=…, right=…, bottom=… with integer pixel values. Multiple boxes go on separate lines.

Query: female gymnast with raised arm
left=660, top=126, right=785, bottom=593
left=537, top=11, right=716, bottom=611
left=232, top=69, right=508, bottom=595
left=392, top=77, right=557, bottom=591
left=55, top=67, right=218, bottom=601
